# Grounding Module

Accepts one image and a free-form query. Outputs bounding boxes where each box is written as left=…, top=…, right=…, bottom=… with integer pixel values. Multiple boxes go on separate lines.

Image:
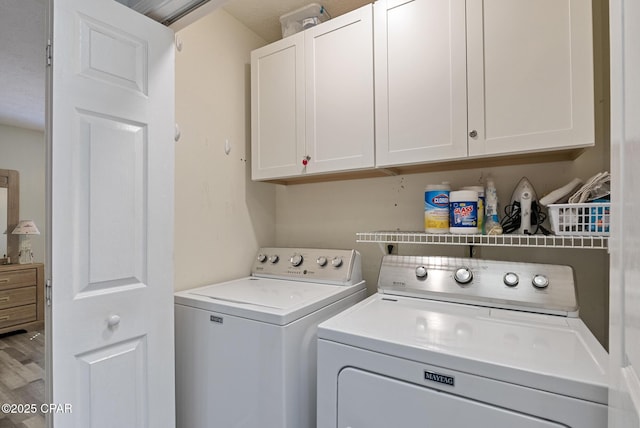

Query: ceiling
left=0, top=0, right=371, bottom=132
left=0, top=0, right=46, bottom=131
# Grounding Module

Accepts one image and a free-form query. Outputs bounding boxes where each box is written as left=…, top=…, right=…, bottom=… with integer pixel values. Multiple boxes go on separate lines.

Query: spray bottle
left=484, top=174, right=503, bottom=235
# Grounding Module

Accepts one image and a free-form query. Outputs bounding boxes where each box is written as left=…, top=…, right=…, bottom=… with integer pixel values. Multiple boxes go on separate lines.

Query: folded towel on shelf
left=568, top=172, right=611, bottom=203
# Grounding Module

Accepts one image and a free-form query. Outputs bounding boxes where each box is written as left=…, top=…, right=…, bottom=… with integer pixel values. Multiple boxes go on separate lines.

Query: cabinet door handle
left=302, top=155, right=311, bottom=166
left=0, top=316, right=9, bottom=322
left=0, top=297, right=9, bottom=303
left=0, top=279, right=9, bottom=283
left=469, top=130, right=478, bottom=138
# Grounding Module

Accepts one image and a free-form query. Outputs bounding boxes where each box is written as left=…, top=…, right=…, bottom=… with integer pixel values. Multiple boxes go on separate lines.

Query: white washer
left=317, top=255, right=608, bottom=428
left=175, top=247, right=366, bottom=428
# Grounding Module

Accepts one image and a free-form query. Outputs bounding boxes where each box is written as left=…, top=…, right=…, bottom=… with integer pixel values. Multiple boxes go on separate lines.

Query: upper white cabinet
left=375, top=0, right=594, bottom=167
left=251, top=33, right=305, bottom=181
left=305, top=5, right=375, bottom=175
left=252, top=0, right=594, bottom=181
left=374, top=0, right=468, bottom=167
left=251, top=5, right=374, bottom=181
left=467, top=0, right=594, bottom=157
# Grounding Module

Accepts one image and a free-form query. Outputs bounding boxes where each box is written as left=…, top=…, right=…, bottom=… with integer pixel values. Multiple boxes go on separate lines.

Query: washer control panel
left=252, top=247, right=362, bottom=285
left=378, top=256, right=578, bottom=317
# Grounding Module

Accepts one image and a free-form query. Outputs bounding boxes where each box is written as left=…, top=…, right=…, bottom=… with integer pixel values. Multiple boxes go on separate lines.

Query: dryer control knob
left=454, top=267, right=473, bottom=284
left=269, top=255, right=279, bottom=264
left=257, top=254, right=267, bottom=263
left=290, top=254, right=303, bottom=267
left=503, top=272, right=519, bottom=287
left=532, top=274, right=549, bottom=289
left=415, top=266, right=428, bottom=279
left=331, top=257, right=343, bottom=268
left=317, top=256, right=328, bottom=267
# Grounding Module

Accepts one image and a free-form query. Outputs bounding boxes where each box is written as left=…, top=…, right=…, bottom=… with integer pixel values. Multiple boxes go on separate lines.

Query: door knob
left=469, top=130, right=478, bottom=138
left=107, top=314, right=121, bottom=328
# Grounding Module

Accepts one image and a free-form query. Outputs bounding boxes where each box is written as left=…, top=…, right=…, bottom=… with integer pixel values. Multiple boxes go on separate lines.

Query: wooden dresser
left=0, top=263, right=44, bottom=334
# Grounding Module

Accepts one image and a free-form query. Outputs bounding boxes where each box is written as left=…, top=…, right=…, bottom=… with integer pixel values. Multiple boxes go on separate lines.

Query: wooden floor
left=0, top=330, right=45, bottom=428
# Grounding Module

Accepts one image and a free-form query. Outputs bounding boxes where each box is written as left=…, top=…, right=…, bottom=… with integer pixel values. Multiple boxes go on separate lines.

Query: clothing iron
left=510, top=177, right=538, bottom=234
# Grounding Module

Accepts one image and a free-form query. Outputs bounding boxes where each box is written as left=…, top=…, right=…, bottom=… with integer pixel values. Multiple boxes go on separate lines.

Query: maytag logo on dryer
left=210, top=315, right=223, bottom=324
left=424, top=370, right=455, bottom=386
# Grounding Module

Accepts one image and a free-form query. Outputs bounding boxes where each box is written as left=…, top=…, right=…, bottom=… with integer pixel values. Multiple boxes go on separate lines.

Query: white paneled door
left=609, top=0, right=640, bottom=425
left=48, top=0, right=175, bottom=427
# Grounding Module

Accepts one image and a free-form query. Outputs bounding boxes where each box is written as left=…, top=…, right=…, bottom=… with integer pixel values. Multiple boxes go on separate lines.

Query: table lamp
left=12, top=220, right=40, bottom=264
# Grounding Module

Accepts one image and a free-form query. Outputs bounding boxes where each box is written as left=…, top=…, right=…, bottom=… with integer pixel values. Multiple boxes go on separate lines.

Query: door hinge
left=46, top=40, right=52, bottom=66
left=45, top=279, right=52, bottom=306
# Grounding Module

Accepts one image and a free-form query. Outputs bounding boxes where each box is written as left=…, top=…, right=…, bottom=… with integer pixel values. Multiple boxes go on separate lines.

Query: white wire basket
left=548, top=202, right=610, bottom=236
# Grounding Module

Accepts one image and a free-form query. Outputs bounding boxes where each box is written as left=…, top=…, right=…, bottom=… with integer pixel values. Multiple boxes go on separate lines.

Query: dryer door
left=337, top=368, right=564, bottom=427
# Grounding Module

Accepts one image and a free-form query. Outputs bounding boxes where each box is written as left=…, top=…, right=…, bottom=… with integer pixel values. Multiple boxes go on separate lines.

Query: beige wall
left=174, top=9, right=275, bottom=291
left=0, top=124, right=46, bottom=263
left=274, top=156, right=610, bottom=346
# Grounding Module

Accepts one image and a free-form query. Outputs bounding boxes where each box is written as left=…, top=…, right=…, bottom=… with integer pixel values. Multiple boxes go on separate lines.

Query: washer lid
left=318, top=294, right=608, bottom=404
left=174, top=277, right=365, bottom=325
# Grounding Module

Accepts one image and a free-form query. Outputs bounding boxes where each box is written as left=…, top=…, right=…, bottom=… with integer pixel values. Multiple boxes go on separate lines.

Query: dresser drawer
left=0, top=304, right=36, bottom=329
left=0, top=269, right=37, bottom=290
left=0, top=286, right=36, bottom=310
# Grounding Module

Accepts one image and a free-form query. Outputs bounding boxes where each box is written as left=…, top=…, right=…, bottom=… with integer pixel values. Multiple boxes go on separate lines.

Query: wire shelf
left=356, top=231, right=609, bottom=250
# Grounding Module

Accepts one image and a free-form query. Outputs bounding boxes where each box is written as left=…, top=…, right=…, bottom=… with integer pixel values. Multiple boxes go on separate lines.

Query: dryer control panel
left=378, top=256, right=578, bottom=317
left=251, top=248, right=363, bottom=286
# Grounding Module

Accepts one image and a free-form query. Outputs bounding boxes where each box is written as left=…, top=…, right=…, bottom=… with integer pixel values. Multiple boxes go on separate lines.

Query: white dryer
left=175, top=247, right=366, bottom=428
left=317, top=255, right=608, bottom=428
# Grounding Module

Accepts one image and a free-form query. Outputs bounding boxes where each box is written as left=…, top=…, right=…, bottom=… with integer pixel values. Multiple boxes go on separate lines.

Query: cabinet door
left=467, top=0, right=594, bottom=157
left=305, top=5, right=375, bottom=174
left=609, top=0, right=640, bottom=423
left=375, top=0, right=468, bottom=167
left=50, top=0, right=175, bottom=424
left=251, top=33, right=305, bottom=180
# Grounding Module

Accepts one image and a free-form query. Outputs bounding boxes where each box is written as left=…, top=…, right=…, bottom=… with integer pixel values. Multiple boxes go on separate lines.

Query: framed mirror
left=0, top=169, right=19, bottom=263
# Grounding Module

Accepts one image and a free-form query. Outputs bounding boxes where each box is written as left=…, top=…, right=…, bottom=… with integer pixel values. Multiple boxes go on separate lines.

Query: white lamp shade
left=12, top=220, right=40, bottom=235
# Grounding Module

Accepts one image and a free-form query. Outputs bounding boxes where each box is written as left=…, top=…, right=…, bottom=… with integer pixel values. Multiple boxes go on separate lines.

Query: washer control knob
left=454, top=267, right=473, bottom=284
left=415, top=266, right=428, bottom=279
left=269, top=255, right=279, bottom=264
left=290, top=254, right=304, bottom=267
left=257, top=254, right=267, bottom=263
left=331, top=257, right=343, bottom=268
left=317, top=256, right=328, bottom=267
left=503, top=272, right=519, bottom=287
left=532, top=274, right=549, bottom=289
